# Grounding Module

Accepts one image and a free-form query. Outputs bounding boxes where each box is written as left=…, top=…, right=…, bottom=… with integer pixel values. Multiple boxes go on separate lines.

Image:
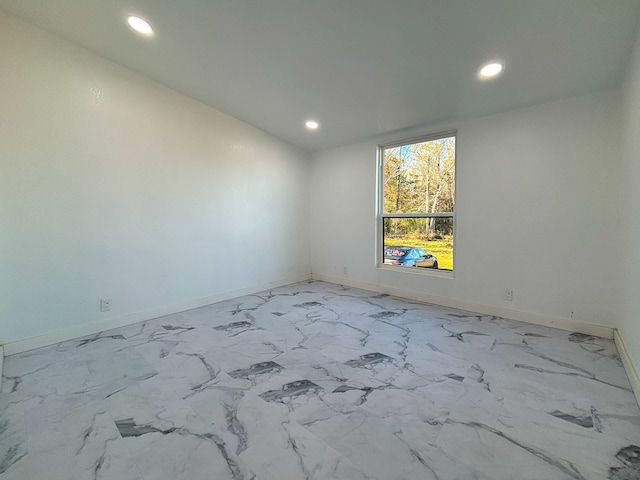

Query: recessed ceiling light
left=478, top=62, right=504, bottom=79
left=305, top=120, right=319, bottom=130
left=127, top=16, right=153, bottom=35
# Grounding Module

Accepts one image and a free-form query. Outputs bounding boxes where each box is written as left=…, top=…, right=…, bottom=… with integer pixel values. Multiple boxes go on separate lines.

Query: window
left=378, top=132, right=456, bottom=271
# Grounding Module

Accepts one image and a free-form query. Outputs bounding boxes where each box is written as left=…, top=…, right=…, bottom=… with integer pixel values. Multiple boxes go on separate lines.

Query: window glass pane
left=383, top=136, right=455, bottom=214
left=383, top=217, right=453, bottom=271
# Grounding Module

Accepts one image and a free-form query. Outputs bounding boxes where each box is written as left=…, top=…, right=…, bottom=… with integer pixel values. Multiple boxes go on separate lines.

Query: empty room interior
left=3, top=1, right=640, bottom=479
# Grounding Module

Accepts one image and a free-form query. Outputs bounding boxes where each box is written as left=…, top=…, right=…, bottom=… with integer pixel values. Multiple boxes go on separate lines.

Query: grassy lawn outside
left=385, top=235, right=453, bottom=271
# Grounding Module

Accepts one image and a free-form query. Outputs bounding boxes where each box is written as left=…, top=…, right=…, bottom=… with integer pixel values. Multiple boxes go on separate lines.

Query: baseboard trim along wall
left=614, top=329, right=640, bottom=409
left=2, top=273, right=312, bottom=357
left=3, top=274, right=633, bottom=406
left=1, top=272, right=616, bottom=359
left=311, top=273, right=614, bottom=339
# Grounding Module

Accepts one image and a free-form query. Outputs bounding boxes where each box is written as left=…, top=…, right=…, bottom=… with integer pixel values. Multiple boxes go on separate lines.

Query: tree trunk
left=424, top=165, right=430, bottom=236
left=429, top=183, right=444, bottom=234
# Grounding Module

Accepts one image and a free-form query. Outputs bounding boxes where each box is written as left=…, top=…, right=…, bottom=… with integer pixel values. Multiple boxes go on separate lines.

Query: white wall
left=0, top=11, right=310, bottom=345
left=311, top=89, right=622, bottom=333
left=620, top=30, right=640, bottom=373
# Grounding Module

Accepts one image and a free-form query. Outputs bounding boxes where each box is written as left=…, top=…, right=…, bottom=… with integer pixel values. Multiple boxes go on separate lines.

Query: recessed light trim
left=127, top=16, right=153, bottom=35
left=305, top=120, right=319, bottom=130
left=478, top=62, right=504, bottom=79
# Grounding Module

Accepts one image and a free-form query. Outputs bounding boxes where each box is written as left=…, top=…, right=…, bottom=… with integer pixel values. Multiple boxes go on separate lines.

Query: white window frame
left=376, top=130, right=457, bottom=276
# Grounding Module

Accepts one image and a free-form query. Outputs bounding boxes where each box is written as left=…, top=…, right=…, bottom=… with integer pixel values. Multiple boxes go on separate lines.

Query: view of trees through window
left=381, top=134, right=455, bottom=271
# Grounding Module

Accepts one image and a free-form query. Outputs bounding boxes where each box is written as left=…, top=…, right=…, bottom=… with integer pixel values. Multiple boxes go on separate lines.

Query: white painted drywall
left=0, top=11, right=310, bottom=344
left=310, top=89, right=622, bottom=330
left=620, top=29, right=640, bottom=374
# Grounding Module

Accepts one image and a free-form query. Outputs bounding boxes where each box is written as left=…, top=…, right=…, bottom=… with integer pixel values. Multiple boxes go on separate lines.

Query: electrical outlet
left=100, top=299, right=112, bottom=312
left=504, top=289, right=513, bottom=301
left=343, top=266, right=348, bottom=275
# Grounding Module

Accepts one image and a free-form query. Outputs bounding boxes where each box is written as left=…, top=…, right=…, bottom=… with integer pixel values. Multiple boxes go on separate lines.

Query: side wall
left=0, top=12, right=311, bottom=346
left=620, top=28, right=640, bottom=393
left=311, top=90, right=622, bottom=336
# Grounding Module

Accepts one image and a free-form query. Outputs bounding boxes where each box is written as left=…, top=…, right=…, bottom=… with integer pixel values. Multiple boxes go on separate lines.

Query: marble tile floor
left=1, top=280, right=639, bottom=480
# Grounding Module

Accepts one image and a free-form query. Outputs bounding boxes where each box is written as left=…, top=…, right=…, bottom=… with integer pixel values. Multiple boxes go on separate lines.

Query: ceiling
left=2, top=1, right=640, bottom=152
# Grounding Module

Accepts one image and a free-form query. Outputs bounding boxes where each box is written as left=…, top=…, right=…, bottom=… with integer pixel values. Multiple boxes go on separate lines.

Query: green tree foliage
left=383, top=136, right=455, bottom=238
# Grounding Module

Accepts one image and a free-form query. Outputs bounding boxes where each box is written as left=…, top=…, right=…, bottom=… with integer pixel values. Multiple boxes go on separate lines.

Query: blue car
left=384, top=246, right=438, bottom=268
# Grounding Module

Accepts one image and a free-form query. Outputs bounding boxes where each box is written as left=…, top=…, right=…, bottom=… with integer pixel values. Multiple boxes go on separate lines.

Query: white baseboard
left=614, top=329, right=640, bottom=409
left=2, top=273, right=311, bottom=357
left=2, top=271, right=614, bottom=361
left=311, top=273, right=613, bottom=339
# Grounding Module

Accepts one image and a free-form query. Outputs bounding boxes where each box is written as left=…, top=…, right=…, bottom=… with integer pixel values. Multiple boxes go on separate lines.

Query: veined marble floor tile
left=1, top=280, right=638, bottom=479
left=186, top=386, right=374, bottom=479
left=495, top=400, right=635, bottom=478
left=225, top=389, right=374, bottom=480
left=485, top=355, right=639, bottom=418
left=302, top=408, right=464, bottom=480
left=20, top=398, right=145, bottom=480
left=103, top=383, right=257, bottom=480
left=489, top=333, right=629, bottom=389
left=0, top=380, right=27, bottom=476
left=435, top=418, right=605, bottom=480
